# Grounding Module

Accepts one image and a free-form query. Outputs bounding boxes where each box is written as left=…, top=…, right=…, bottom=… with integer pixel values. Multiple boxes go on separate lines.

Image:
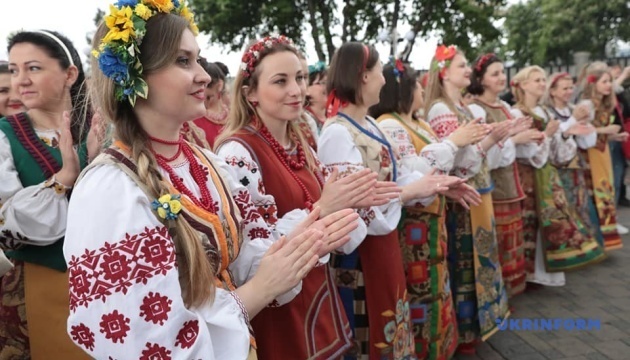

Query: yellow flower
left=134, top=3, right=153, bottom=20
left=157, top=207, right=167, bottom=219
left=143, top=0, right=174, bottom=13
left=179, top=5, right=194, bottom=22
left=158, top=194, right=173, bottom=203
left=189, top=22, right=199, bottom=36
left=169, top=199, right=182, bottom=214
left=103, top=5, right=136, bottom=43
left=91, top=49, right=100, bottom=58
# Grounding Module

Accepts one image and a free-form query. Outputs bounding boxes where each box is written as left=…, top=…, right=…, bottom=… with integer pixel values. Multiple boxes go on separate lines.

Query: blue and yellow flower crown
left=93, top=0, right=199, bottom=106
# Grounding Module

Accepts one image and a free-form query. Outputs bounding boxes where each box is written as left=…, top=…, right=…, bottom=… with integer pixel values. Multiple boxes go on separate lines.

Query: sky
left=0, top=0, right=497, bottom=74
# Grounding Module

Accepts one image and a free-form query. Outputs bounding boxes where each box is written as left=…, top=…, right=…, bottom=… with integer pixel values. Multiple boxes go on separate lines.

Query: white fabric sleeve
left=64, top=164, right=251, bottom=360
left=318, top=123, right=401, bottom=236
left=427, top=102, right=483, bottom=179
left=536, top=107, right=577, bottom=166
left=510, top=108, right=550, bottom=169
left=0, top=131, right=68, bottom=248
left=203, top=149, right=301, bottom=305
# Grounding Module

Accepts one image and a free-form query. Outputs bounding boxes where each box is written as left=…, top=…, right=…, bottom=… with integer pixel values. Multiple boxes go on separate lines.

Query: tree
left=504, top=0, right=630, bottom=66
left=190, top=0, right=506, bottom=63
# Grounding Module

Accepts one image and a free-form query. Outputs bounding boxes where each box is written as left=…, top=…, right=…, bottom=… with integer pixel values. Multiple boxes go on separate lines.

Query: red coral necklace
left=149, top=135, right=217, bottom=213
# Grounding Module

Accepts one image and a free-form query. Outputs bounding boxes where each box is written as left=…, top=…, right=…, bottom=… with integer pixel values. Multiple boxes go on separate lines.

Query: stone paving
left=455, top=206, right=630, bottom=360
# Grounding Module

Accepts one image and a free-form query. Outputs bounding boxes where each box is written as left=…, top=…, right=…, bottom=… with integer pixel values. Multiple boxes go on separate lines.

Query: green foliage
left=190, top=0, right=506, bottom=63
left=504, top=0, right=630, bottom=66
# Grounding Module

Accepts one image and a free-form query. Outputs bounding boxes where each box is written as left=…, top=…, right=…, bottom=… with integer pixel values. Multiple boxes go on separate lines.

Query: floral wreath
left=431, top=44, right=457, bottom=79
left=93, top=0, right=199, bottom=105
left=475, top=53, right=496, bottom=72
left=240, top=35, right=295, bottom=79
left=586, top=75, right=598, bottom=84
left=388, top=56, right=406, bottom=83
left=308, top=61, right=326, bottom=75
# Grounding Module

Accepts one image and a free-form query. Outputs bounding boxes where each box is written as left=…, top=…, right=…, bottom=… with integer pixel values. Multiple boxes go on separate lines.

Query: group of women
left=0, top=0, right=626, bottom=359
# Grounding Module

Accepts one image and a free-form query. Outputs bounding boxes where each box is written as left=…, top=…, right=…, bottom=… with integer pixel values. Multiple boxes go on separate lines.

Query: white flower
left=240, top=62, right=248, bottom=71
left=438, top=60, right=446, bottom=69
left=127, top=45, right=135, bottom=57
left=265, top=40, right=273, bottom=47
left=253, top=51, right=259, bottom=58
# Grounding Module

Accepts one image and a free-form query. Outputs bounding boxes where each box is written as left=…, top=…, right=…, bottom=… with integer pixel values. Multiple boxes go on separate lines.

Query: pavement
left=454, top=206, right=630, bottom=360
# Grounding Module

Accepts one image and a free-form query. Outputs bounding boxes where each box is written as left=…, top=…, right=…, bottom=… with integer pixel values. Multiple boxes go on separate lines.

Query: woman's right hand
left=447, top=118, right=488, bottom=147
left=253, top=229, right=324, bottom=298
left=289, top=207, right=359, bottom=257
left=55, top=111, right=81, bottom=187
left=401, top=169, right=465, bottom=202
left=314, top=168, right=377, bottom=217
left=511, top=128, right=545, bottom=145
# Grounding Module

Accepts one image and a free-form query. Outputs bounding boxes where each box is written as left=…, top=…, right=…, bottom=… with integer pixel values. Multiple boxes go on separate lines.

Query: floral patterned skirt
left=446, top=194, right=509, bottom=345
left=399, top=207, right=458, bottom=360
left=0, top=261, right=29, bottom=360
left=332, top=231, right=415, bottom=360
left=493, top=201, right=526, bottom=298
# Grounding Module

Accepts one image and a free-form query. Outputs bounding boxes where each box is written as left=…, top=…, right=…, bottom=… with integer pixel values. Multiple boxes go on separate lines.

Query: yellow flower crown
left=93, top=0, right=199, bottom=106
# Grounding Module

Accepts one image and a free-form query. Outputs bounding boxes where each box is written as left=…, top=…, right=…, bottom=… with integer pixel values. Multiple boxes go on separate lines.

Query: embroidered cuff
left=230, top=291, right=251, bottom=326
left=44, top=175, right=72, bottom=195
left=475, top=143, right=487, bottom=159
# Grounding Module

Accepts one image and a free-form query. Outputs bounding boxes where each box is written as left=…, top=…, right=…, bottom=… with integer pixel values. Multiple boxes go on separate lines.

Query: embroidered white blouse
left=547, top=105, right=597, bottom=149
left=317, top=117, right=433, bottom=237
left=64, top=149, right=299, bottom=360
left=216, top=141, right=367, bottom=255
left=510, top=106, right=576, bottom=167
left=377, top=116, right=458, bottom=174
left=0, top=129, right=68, bottom=249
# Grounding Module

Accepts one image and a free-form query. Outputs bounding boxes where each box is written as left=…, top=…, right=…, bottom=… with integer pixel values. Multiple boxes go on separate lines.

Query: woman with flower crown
left=215, top=35, right=400, bottom=360
left=466, top=53, right=544, bottom=298
left=63, top=2, right=359, bottom=359
left=368, top=60, right=485, bottom=360
left=318, top=42, right=473, bottom=360
left=424, top=44, right=512, bottom=354
left=0, top=29, right=100, bottom=358
left=509, top=66, right=605, bottom=291
left=576, top=63, right=628, bottom=251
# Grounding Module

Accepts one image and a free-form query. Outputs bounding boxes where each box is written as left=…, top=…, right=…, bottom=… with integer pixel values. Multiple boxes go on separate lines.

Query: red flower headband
left=586, top=75, right=598, bottom=84
left=475, top=53, right=496, bottom=72
left=431, top=44, right=458, bottom=79
left=550, top=72, right=571, bottom=88
left=240, top=35, right=295, bottom=78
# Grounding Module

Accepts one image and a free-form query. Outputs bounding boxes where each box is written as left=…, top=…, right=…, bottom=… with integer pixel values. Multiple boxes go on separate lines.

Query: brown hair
left=368, top=62, right=418, bottom=118
left=215, top=40, right=317, bottom=169
left=326, top=42, right=380, bottom=106
left=90, top=13, right=215, bottom=308
left=424, top=49, right=465, bottom=116
left=468, top=53, right=502, bottom=96
left=510, top=65, right=546, bottom=105
left=580, top=66, right=614, bottom=112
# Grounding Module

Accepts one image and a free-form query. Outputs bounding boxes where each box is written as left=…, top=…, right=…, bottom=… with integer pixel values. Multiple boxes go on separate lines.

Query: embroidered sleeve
left=510, top=108, right=550, bottom=169
left=378, top=118, right=433, bottom=174
left=205, top=149, right=301, bottom=306
left=427, top=102, right=483, bottom=179
left=64, top=164, right=251, bottom=360
left=0, top=131, right=69, bottom=249
left=318, top=123, right=401, bottom=236
left=538, top=107, right=577, bottom=167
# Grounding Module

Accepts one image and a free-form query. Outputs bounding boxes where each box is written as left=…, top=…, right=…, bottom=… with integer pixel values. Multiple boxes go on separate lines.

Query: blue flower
left=98, top=47, right=129, bottom=85
left=116, top=0, right=138, bottom=7
left=173, top=0, right=181, bottom=8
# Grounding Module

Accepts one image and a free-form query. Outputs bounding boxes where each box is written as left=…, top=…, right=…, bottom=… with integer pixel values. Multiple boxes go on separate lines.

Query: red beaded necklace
left=257, top=121, right=323, bottom=210
left=149, top=135, right=217, bottom=214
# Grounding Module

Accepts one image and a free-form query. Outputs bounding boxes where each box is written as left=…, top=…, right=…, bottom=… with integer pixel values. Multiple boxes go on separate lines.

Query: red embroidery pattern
left=225, top=155, right=257, bottom=172
left=248, top=227, right=271, bottom=239
left=428, top=113, right=459, bottom=139
left=70, top=323, right=95, bottom=351
left=68, top=226, right=176, bottom=312
left=99, top=310, right=131, bottom=344
left=256, top=204, right=278, bottom=225
left=233, top=190, right=262, bottom=225
left=139, top=292, right=173, bottom=325
left=140, top=343, right=172, bottom=360
left=175, top=320, right=199, bottom=349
